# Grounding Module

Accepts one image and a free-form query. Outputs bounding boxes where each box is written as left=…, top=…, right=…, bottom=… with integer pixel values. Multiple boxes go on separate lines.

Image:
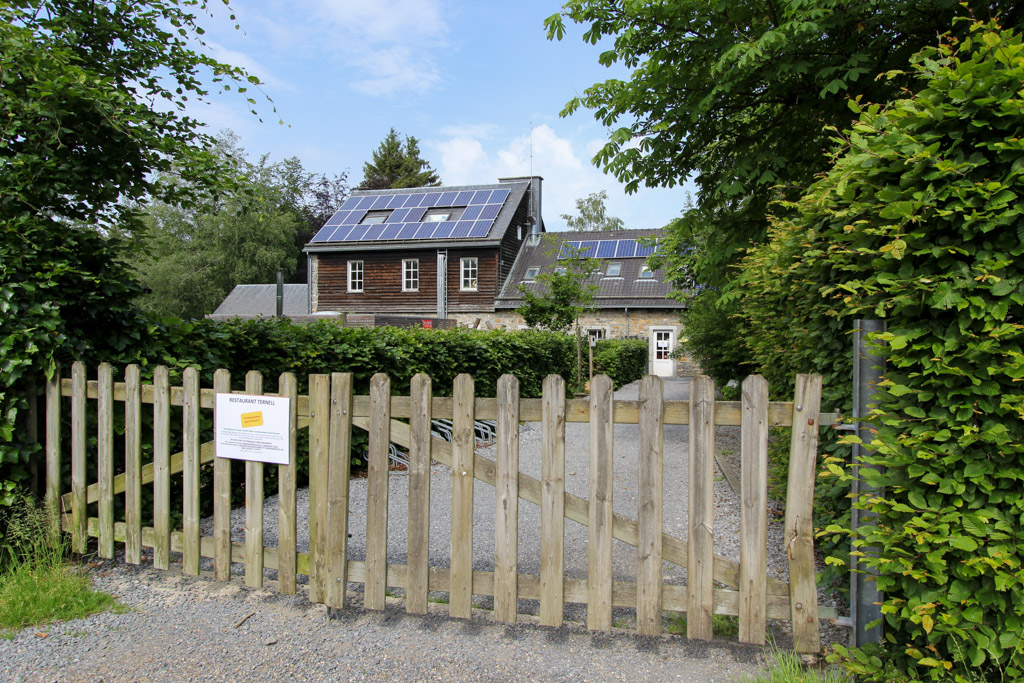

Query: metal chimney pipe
left=276, top=269, right=284, bottom=318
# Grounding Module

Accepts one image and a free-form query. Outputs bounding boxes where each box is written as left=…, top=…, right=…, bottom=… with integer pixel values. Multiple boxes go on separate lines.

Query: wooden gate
left=43, top=363, right=825, bottom=652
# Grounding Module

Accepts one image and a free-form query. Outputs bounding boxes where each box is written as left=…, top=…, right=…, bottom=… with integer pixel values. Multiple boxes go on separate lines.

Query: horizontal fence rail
left=44, top=362, right=825, bottom=652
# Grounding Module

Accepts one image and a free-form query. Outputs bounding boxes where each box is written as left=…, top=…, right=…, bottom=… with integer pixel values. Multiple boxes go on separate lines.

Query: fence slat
left=278, top=372, right=299, bottom=594
left=495, top=375, right=520, bottom=623
left=407, top=374, right=432, bottom=615
left=245, top=371, right=265, bottom=588
left=786, top=374, right=823, bottom=653
left=450, top=374, right=475, bottom=619
left=308, top=374, right=330, bottom=604
left=124, top=365, right=142, bottom=565
left=688, top=374, right=715, bottom=640
left=153, top=366, right=171, bottom=570
left=213, top=369, right=232, bottom=582
left=588, top=374, right=614, bottom=631
left=637, top=375, right=664, bottom=636
left=365, top=373, right=390, bottom=611
left=326, top=372, right=353, bottom=608
left=182, top=367, right=201, bottom=575
left=46, top=365, right=62, bottom=542
left=740, top=375, right=769, bottom=645
left=97, top=363, right=114, bottom=559
left=540, top=374, right=566, bottom=627
left=70, top=363, right=86, bottom=553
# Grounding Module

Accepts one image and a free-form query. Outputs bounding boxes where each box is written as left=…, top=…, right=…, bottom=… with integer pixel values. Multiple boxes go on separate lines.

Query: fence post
left=687, top=374, right=715, bottom=640
left=182, top=367, right=201, bottom=576
left=326, top=372, right=353, bottom=609
left=278, top=372, right=299, bottom=595
left=637, top=375, right=664, bottom=636
left=852, top=319, right=886, bottom=647
left=364, top=373, right=390, bottom=610
left=153, top=366, right=171, bottom=570
left=124, top=365, right=142, bottom=565
left=244, top=371, right=265, bottom=588
left=212, top=369, right=232, bottom=582
left=71, top=363, right=87, bottom=553
left=308, top=374, right=330, bottom=604
left=786, top=374, right=823, bottom=653
left=739, top=374, right=769, bottom=645
left=494, top=374, right=520, bottom=623
left=406, top=373, right=432, bottom=615
left=97, top=363, right=114, bottom=559
left=539, top=374, right=565, bottom=627
left=45, top=366, right=61, bottom=541
left=587, top=374, right=614, bottom=631
left=450, top=374, right=475, bottom=619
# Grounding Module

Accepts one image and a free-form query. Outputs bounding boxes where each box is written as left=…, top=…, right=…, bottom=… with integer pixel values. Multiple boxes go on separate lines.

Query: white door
left=650, top=328, right=676, bottom=377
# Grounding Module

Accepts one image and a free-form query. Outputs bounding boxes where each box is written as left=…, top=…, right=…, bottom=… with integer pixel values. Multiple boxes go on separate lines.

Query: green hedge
left=733, top=21, right=1024, bottom=680
left=592, top=338, right=648, bottom=388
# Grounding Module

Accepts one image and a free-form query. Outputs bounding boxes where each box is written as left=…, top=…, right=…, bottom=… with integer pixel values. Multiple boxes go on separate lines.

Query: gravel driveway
left=0, top=376, right=842, bottom=681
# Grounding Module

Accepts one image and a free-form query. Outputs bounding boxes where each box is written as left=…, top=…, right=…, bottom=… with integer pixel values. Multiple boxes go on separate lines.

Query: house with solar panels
left=304, top=177, right=542, bottom=324
left=491, top=229, right=687, bottom=377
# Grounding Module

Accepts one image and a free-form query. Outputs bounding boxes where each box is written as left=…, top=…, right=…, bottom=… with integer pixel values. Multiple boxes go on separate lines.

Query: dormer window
left=638, top=265, right=655, bottom=279
left=605, top=263, right=622, bottom=277
left=524, top=267, right=540, bottom=281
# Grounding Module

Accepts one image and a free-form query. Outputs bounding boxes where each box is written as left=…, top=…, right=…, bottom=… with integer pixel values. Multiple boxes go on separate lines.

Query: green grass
left=0, top=496, right=123, bottom=637
left=740, top=648, right=851, bottom=683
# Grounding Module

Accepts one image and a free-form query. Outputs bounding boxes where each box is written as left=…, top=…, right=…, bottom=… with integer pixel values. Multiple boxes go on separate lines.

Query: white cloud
left=206, top=42, right=288, bottom=91
left=430, top=124, right=643, bottom=230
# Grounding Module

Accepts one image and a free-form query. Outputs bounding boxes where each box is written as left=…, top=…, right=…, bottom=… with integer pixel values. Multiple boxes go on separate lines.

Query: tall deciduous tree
left=546, top=0, right=1023, bottom=286
left=0, top=0, right=264, bottom=508
left=358, top=127, right=440, bottom=189
left=561, top=190, right=625, bottom=231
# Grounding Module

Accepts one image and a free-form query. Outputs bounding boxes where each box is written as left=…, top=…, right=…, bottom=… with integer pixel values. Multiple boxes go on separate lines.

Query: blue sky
left=190, top=0, right=692, bottom=232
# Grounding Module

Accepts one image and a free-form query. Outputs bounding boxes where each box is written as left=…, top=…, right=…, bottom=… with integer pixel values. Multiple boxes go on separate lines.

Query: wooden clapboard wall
left=45, top=363, right=823, bottom=653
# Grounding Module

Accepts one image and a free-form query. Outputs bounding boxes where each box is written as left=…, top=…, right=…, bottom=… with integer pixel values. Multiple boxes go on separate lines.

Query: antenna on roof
left=529, top=119, right=534, bottom=179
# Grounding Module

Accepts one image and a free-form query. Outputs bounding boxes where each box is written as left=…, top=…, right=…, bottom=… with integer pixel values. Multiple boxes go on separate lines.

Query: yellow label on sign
left=240, top=411, right=264, bottom=428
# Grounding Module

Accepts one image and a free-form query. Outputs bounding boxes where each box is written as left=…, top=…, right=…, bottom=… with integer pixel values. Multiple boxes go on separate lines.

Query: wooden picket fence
left=43, top=362, right=826, bottom=652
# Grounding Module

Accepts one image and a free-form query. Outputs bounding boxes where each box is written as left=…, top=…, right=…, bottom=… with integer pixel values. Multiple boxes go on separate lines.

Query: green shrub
left=734, top=20, right=1024, bottom=680
left=592, top=338, right=648, bottom=388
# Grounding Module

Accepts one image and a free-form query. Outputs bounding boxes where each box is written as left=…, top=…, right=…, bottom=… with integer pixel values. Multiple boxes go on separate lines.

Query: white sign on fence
left=215, top=393, right=291, bottom=465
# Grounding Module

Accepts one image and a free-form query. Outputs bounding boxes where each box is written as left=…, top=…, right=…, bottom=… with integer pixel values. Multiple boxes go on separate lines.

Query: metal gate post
left=851, top=319, right=885, bottom=646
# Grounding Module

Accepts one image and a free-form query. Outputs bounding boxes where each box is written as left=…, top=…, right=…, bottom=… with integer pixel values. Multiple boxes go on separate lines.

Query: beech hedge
left=733, top=20, right=1024, bottom=680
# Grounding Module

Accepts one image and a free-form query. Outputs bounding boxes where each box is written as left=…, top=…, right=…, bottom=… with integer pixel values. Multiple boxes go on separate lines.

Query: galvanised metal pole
left=851, top=319, right=885, bottom=646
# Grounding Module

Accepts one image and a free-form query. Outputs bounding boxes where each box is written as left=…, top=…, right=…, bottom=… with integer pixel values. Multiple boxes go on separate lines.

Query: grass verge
left=0, top=496, right=123, bottom=637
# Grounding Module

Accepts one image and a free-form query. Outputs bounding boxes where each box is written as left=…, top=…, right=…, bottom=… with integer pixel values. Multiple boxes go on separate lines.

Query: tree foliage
left=128, top=133, right=348, bottom=318
left=0, top=0, right=264, bottom=515
left=561, top=190, right=625, bottom=231
left=516, top=240, right=601, bottom=333
left=733, top=20, right=1024, bottom=679
left=358, top=127, right=440, bottom=190
left=546, top=0, right=1023, bottom=289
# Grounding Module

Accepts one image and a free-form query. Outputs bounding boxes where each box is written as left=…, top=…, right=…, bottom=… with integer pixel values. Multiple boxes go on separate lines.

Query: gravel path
left=0, top=377, right=846, bottom=680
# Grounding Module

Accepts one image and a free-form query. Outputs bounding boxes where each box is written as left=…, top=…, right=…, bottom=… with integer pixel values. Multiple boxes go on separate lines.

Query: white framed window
left=460, top=257, right=478, bottom=291
left=403, top=258, right=419, bottom=292
left=361, top=211, right=390, bottom=224
left=586, top=328, right=606, bottom=345
left=348, top=260, right=364, bottom=292
left=605, top=263, right=622, bottom=277
left=524, top=267, right=540, bottom=281
left=424, top=209, right=452, bottom=222
left=638, top=265, right=655, bottom=279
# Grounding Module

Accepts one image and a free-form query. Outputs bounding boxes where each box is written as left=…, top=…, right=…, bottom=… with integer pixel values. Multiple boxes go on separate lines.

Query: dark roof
left=493, top=229, right=683, bottom=310
left=208, top=284, right=309, bottom=320
left=302, top=178, right=537, bottom=253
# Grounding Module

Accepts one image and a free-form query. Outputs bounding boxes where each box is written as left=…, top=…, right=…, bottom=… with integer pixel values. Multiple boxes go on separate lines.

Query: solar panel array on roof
left=558, top=238, right=659, bottom=260
left=309, top=188, right=511, bottom=244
